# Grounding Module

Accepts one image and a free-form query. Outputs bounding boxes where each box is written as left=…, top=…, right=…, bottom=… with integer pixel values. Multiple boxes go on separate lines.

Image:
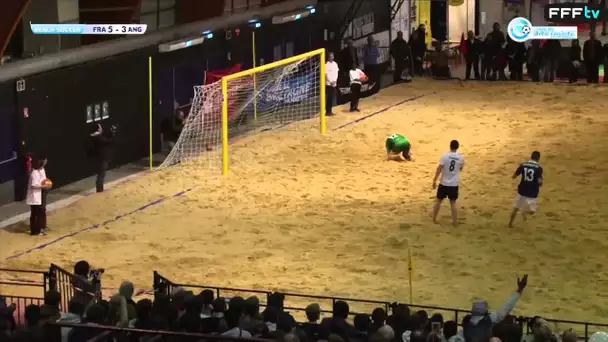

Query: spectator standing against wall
left=490, top=23, right=507, bottom=80
left=542, top=39, right=561, bottom=82
left=325, top=52, right=339, bottom=116
left=410, top=26, right=427, bottom=75
left=584, top=31, right=603, bottom=83
left=569, top=40, right=582, bottom=83
left=362, top=36, right=381, bottom=88
left=89, top=123, right=116, bottom=193
left=26, top=154, right=49, bottom=236
left=340, top=38, right=359, bottom=72
left=463, top=31, right=481, bottom=80
left=506, top=36, right=526, bottom=81
left=390, top=31, right=410, bottom=83
left=526, top=40, right=543, bottom=82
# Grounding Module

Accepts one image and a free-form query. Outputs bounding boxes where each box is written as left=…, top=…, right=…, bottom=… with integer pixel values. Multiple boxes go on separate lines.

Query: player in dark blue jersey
left=508, top=151, right=543, bottom=228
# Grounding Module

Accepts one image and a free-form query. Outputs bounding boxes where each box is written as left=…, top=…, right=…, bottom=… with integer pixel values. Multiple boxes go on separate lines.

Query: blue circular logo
left=508, top=17, right=533, bottom=42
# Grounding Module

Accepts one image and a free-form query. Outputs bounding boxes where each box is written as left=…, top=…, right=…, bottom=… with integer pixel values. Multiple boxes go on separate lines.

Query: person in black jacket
left=526, top=40, right=543, bottom=82
left=583, top=31, right=603, bottom=83
left=464, top=31, right=481, bottom=80
left=506, top=36, right=527, bottom=81
left=542, top=39, right=562, bottom=82
left=89, top=123, right=116, bottom=193
left=569, top=39, right=582, bottom=83
left=480, top=33, right=494, bottom=80
left=410, top=26, right=427, bottom=76
left=390, top=31, right=411, bottom=83
left=490, top=23, right=507, bottom=80
left=340, top=38, right=359, bottom=72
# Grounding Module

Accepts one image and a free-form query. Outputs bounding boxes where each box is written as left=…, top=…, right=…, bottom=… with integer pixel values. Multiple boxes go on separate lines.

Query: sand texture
left=1, top=80, right=608, bottom=327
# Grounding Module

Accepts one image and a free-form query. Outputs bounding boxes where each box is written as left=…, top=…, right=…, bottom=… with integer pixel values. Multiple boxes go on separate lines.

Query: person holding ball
left=26, top=155, right=50, bottom=236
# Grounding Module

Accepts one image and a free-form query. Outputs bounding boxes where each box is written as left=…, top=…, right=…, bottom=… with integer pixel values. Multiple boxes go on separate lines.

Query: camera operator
left=71, top=260, right=104, bottom=307
left=89, top=123, right=116, bottom=193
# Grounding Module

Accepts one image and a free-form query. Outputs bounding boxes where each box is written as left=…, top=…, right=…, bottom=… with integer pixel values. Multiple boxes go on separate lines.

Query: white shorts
left=514, top=195, right=538, bottom=212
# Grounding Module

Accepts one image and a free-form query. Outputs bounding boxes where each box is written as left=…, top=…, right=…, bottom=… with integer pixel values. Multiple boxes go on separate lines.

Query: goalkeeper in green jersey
left=386, top=134, right=412, bottom=161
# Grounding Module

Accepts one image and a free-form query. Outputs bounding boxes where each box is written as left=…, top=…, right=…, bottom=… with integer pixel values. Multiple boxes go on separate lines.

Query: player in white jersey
left=431, top=140, right=464, bottom=227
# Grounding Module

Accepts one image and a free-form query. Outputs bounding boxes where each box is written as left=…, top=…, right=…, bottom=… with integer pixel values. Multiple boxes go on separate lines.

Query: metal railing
left=0, top=268, right=48, bottom=325
left=153, top=272, right=608, bottom=340
left=46, top=321, right=273, bottom=342
left=48, top=263, right=98, bottom=312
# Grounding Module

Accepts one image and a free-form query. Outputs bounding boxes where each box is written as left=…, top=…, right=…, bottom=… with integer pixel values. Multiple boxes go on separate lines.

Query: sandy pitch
left=1, top=80, right=607, bottom=324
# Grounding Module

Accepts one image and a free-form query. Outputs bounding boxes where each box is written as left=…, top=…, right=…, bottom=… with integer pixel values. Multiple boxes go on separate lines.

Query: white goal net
left=158, top=51, right=323, bottom=172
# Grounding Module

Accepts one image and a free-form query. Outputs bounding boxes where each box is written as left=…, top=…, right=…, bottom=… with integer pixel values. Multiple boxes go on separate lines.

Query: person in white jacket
left=325, top=52, right=339, bottom=116
left=26, top=155, right=48, bottom=236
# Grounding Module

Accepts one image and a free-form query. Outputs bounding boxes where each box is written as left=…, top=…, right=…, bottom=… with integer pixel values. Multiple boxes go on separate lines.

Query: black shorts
left=437, top=184, right=459, bottom=201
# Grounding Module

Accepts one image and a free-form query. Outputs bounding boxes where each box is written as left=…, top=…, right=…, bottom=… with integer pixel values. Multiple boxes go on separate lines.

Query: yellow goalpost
left=220, top=48, right=327, bottom=175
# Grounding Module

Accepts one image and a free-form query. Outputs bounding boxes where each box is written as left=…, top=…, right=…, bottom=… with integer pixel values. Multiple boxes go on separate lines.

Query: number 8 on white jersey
left=439, top=152, right=464, bottom=187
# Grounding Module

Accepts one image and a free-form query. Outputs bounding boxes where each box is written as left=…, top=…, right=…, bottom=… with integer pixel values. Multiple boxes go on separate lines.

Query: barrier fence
left=48, top=263, right=98, bottom=311
left=0, top=268, right=47, bottom=325
left=153, top=272, right=608, bottom=341
left=3, top=268, right=608, bottom=340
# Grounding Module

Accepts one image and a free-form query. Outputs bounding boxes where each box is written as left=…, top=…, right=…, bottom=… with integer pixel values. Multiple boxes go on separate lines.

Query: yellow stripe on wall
left=416, top=0, right=432, bottom=47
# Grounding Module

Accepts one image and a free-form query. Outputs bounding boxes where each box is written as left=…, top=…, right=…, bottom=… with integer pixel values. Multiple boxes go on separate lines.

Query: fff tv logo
left=544, top=3, right=605, bottom=23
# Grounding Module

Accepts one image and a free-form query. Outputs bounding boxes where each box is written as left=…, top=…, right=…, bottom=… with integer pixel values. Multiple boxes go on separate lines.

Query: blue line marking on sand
left=4, top=187, right=195, bottom=261
left=332, top=93, right=435, bottom=131
left=4, top=91, right=436, bottom=261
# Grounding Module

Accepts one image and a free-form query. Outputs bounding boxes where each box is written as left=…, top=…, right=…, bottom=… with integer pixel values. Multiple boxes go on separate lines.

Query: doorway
left=431, top=0, right=447, bottom=41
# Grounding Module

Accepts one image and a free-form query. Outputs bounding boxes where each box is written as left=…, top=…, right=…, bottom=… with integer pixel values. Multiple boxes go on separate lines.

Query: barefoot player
left=432, top=140, right=464, bottom=227
left=386, top=134, right=412, bottom=161
left=508, top=151, right=543, bottom=228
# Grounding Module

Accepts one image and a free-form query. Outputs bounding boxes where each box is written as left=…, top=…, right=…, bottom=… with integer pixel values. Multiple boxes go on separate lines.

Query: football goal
left=159, top=48, right=327, bottom=174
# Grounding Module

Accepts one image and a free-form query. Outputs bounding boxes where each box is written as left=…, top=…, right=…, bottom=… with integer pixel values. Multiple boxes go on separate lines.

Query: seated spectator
left=221, top=308, right=252, bottom=338
left=11, top=304, right=45, bottom=342
left=56, top=300, right=84, bottom=342
left=370, top=308, right=387, bottom=335
left=229, top=296, right=246, bottom=315
left=40, top=290, right=62, bottom=325
left=68, top=303, right=107, bottom=342
left=130, top=299, right=153, bottom=329
left=522, top=317, right=558, bottom=342
left=263, top=305, right=279, bottom=333
left=200, top=289, right=214, bottom=318
left=118, top=281, right=137, bottom=320
left=443, top=321, right=463, bottom=342
left=271, top=312, right=298, bottom=340
left=377, top=325, right=395, bottom=341
left=353, top=314, right=371, bottom=342
left=465, top=275, right=528, bottom=342
left=0, top=301, right=16, bottom=342
left=387, top=303, right=410, bottom=342
left=202, top=297, right=227, bottom=333
left=561, top=330, right=577, bottom=342
left=319, top=300, right=361, bottom=341
left=300, top=303, right=321, bottom=342
left=240, top=296, right=265, bottom=335
left=179, top=294, right=203, bottom=333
